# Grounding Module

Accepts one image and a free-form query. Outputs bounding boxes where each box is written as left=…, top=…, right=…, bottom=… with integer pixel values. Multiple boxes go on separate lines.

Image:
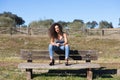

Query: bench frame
left=18, top=49, right=100, bottom=80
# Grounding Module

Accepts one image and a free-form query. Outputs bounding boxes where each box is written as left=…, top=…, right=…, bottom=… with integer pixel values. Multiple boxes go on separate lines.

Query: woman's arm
left=63, top=33, right=68, bottom=45
left=50, top=38, right=60, bottom=47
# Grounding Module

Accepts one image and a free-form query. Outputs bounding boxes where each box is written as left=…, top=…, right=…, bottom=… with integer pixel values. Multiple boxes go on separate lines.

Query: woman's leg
left=59, top=45, right=70, bottom=66
left=48, top=44, right=54, bottom=59
left=65, top=45, right=70, bottom=60
left=48, top=44, right=59, bottom=59
left=59, top=45, right=70, bottom=59
left=48, top=44, right=58, bottom=65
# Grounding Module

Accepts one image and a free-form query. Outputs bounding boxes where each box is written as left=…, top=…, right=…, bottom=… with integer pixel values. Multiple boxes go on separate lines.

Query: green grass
left=0, top=65, right=120, bottom=80
left=0, top=66, right=120, bottom=80
left=0, top=34, right=120, bottom=80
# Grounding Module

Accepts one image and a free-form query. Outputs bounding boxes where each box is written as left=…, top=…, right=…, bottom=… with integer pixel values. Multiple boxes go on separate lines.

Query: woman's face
left=55, top=25, right=60, bottom=33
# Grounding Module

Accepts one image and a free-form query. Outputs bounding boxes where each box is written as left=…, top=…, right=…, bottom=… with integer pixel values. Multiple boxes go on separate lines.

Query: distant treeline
left=0, top=11, right=115, bottom=31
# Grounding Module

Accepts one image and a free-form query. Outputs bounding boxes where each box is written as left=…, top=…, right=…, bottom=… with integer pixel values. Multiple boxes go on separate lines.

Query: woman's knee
left=49, top=44, right=53, bottom=47
left=65, top=44, right=70, bottom=49
left=48, top=44, right=53, bottom=50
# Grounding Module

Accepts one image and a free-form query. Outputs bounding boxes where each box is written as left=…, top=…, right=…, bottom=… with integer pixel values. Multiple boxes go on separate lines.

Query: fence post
left=10, top=27, right=13, bottom=35
left=101, top=29, right=104, bottom=36
left=28, top=27, right=32, bottom=35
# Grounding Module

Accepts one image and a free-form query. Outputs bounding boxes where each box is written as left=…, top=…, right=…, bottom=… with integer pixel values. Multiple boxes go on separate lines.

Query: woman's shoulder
left=63, top=32, right=67, bottom=37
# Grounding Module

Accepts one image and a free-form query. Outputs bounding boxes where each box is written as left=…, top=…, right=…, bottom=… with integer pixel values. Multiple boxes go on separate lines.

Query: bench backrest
left=20, top=49, right=98, bottom=62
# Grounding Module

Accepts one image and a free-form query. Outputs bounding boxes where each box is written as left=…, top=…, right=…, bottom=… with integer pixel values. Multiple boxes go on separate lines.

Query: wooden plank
left=18, top=63, right=100, bottom=69
left=20, top=49, right=96, bottom=55
left=20, top=49, right=98, bottom=60
left=21, top=49, right=97, bottom=56
left=20, top=55, right=97, bottom=60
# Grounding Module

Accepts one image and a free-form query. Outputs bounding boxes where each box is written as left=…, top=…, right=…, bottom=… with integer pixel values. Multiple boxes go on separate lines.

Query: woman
left=48, top=23, right=70, bottom=66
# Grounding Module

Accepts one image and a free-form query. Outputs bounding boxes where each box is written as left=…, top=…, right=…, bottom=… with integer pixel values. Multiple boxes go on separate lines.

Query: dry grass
left=0, top=34, right=120, bottom=67
left=0, top=34, right=120, bottom=80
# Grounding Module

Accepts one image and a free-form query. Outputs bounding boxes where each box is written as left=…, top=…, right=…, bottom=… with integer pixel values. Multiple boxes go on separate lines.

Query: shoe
left=65, top=62, right=69, bottom=66
left=49, top=59, right=54, bottom=66
left=65, top=59, right=69, bottom=66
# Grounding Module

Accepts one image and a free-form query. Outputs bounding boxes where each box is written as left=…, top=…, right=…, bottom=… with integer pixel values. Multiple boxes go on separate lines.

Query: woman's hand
left=56, top=43, right=60, bottom=47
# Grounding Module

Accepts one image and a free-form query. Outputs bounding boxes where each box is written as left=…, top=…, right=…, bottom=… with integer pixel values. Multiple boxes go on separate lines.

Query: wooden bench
left=18, top=49, right=100, bottom=80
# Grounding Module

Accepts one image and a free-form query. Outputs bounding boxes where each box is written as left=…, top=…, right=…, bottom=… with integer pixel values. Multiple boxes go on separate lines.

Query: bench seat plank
left=18, top=63, right=100, bottom=69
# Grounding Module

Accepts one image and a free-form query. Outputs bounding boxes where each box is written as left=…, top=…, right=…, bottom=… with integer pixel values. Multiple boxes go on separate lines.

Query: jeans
left=48, top=44, right=70, bottom=59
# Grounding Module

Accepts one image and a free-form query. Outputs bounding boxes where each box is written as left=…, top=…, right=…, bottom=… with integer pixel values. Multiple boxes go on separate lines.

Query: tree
left=91, top=21, right=98, bottom=28
left=0, top=12, right=25, bottom=26
left=86, top=21, right=98, bottom=29
left=29, top=21, right=38, bottom=28
left=99, top=20, right=113, bottom=29
left=69, top=19, right=84, bottom=30
left=109, top=22, right=113, bottom=28
left=29, top=19, right=54, bottom=28
left=57, top=21, right=68, bottom=27
left=118, top=18, right=120, bottom=26
left=42, top=19, right=54, bottom=28
left=0, top=16, right=14, bottom=27
left=73, top=19, right=84, bottom=24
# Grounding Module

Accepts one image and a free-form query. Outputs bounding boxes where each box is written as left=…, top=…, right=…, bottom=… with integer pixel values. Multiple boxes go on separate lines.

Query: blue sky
left=0, top=0, right=120, bottom=28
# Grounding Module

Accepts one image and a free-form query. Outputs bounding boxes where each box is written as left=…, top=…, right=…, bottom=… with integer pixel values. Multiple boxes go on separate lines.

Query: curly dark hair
left=49, top=23, right=63, bottom=39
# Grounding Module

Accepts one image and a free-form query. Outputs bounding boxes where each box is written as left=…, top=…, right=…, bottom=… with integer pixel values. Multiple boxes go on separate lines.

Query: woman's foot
left=49, top=59, right=54, bottom=66
left=65, top=59, right=69, bottom=66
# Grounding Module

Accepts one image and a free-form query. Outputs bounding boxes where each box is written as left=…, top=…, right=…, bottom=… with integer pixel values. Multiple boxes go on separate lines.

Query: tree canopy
left=0, top=11, right=116, bottom=29
left=0, top=12, right=25, bottom=27
left=86, top=21, right=98, bottom=29
left=99, top=21, right=113, bottom=28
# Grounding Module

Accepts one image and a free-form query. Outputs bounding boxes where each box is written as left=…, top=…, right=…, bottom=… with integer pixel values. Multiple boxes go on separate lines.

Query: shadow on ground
left=33, top=67, right=118, bottom=79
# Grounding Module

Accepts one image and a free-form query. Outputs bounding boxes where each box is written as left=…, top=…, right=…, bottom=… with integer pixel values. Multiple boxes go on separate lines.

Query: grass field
left=0, top=34, right=120, bottom=80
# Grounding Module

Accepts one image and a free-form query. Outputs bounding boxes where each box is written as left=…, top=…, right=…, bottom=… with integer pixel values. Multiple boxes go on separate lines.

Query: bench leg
left=87, top=68, right=92, bottom=80
left=26, top=69, right=33, bottom=80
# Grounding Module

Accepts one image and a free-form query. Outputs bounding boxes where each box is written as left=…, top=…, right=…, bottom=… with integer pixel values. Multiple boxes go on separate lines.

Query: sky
left=0, top=0, right=120, bottom=28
